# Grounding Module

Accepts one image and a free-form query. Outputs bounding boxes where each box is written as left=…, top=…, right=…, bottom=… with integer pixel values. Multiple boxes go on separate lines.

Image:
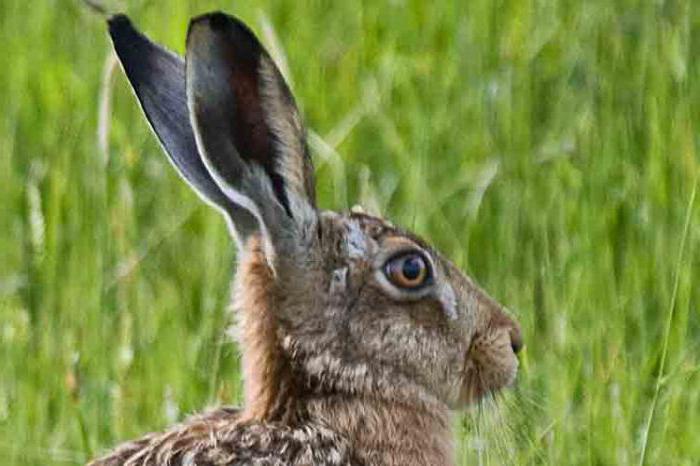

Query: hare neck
left=233, top=235, right=299, bottom=423
left=303, top=393, right=454, bottom=466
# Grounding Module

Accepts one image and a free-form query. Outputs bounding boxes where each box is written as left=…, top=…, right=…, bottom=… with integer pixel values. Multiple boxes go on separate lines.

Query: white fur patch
left=329, top=267, right=349, bottom=296
left=438, top=283, right=458, bottom=321
left=345, top=220, right=368, bottom=259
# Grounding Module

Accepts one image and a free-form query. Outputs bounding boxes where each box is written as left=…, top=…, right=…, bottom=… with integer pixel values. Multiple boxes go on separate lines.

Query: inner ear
left=208, top=16, right=292, bottom=215
left=185, top=12, right=316, bottom=226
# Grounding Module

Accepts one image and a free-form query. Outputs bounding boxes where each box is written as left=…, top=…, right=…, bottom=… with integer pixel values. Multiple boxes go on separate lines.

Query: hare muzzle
left=461, top=293, right=523, bottom=403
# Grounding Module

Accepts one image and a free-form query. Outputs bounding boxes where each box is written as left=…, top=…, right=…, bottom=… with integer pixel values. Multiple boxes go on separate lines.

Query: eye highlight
left=384, top=252, right=432, bottom=290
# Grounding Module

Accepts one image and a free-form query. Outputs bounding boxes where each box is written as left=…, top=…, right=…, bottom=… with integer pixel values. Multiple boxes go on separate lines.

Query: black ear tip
left=189, top=11, right=259, bottom=38
left=187, top=11, right=263, bottom=58
left=190, top=11, right=231, bottom=34
left=108, top=13, right=131, bottom=32
left=208, top=11, right=231, bottom=32
left=107, top=13, right=137, bottom=43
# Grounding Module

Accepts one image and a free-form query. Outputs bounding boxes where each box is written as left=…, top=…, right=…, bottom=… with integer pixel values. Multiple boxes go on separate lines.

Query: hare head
left=110, top=11, right=522, bottom=415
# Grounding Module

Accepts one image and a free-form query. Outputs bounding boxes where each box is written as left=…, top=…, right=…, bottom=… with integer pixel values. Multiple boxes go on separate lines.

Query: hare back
left=88, top=407, right=357, bottom=466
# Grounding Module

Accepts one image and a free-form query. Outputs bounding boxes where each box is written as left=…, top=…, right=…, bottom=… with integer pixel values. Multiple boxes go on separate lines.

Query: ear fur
left=107, top=14, right=258, bottom=245
left=185, top=12, right=317, bottom=253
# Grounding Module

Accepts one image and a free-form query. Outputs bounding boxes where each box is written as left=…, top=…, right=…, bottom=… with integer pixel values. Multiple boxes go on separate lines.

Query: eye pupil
left=402, top=257, right=422, bottom=280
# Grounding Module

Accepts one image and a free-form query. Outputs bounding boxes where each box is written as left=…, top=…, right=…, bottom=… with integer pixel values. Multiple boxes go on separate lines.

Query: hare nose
left=509, top=324, right=524, bottom=354
left=481, top=295, right=524, bottom=354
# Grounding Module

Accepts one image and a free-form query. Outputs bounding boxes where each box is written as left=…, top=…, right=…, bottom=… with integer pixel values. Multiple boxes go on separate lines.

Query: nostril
left=509, top=326, right=524, bottom=354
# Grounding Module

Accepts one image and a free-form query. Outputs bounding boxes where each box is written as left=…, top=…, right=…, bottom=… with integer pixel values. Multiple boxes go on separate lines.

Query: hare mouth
left=460, top=331, right=519, bottom=404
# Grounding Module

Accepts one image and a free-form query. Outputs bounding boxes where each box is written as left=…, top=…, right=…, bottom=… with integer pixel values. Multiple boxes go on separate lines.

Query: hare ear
left=185, top=12, right=317, bottom=255
left=107, top=15, right=258, bottom=245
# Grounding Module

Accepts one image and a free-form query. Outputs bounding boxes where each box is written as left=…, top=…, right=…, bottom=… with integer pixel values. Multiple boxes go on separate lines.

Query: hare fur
left=90, top=12, right=522, bottom=466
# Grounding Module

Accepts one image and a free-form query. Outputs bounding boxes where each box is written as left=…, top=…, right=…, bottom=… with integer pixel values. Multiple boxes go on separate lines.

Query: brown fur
left=305, top=395, right=454, bottom=465
left=233, top=236, right=298, bottom=423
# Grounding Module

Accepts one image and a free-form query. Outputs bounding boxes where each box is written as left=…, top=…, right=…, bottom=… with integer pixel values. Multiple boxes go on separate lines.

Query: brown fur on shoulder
left=89, top=406, right=357, bottom=466
left=88, top=408, right=239, bottom=466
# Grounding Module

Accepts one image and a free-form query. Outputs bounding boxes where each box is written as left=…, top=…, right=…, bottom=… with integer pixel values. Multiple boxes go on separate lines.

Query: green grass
left=1, top=0, right=699, bottom=464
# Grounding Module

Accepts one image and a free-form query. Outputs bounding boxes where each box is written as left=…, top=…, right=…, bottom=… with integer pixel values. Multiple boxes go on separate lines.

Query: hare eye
left=384, top=253, right=431, bottom=290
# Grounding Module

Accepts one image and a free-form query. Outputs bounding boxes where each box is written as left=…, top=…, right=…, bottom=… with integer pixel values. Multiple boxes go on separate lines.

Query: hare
left=91, top=11, right=523, bottom=466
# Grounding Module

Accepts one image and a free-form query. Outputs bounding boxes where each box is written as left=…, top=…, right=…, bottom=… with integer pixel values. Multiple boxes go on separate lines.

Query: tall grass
left=0, top=0, right=698, bottom=464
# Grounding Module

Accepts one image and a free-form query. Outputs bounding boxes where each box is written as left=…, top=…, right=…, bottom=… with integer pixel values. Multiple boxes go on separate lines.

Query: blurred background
left=0, top=0, right=698, bottom=464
